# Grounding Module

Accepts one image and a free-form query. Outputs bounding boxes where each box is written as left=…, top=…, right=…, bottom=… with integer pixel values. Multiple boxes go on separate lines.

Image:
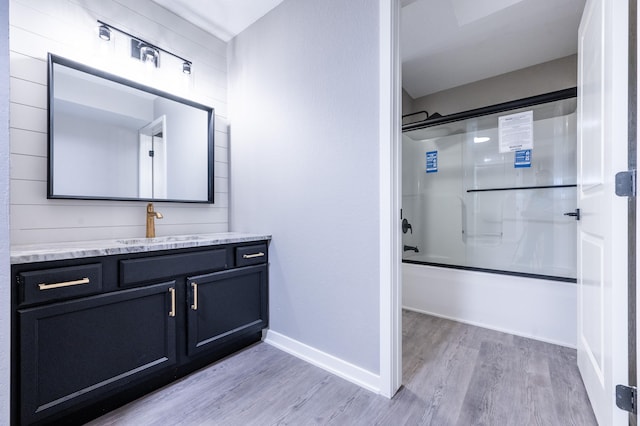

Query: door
left=186, top=265, right=268, bottom=356
left=577, top=0, right=629, bottom=425
left=138, top=115, right=167, bottom=199
left=19, top=282, right=177, bottom=424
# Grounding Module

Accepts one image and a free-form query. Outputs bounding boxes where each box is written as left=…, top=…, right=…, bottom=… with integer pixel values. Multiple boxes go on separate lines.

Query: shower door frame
left=402, top=88, right=577, bottom=132
left=401, top=87, right=578, bottom=282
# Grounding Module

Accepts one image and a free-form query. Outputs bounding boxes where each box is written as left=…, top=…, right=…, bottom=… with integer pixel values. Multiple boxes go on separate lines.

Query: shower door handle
left=564, top=209, right=580, bottom=220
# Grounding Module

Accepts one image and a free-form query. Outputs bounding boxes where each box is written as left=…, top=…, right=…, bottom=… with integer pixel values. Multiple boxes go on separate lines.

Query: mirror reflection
left=48, top=54, right=214, bottom=203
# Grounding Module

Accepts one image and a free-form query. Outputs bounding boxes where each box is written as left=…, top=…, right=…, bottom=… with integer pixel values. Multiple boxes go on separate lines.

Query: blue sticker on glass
left=426, top=151, right=438, bottom=173
left=514, top=149, right=531, bottom=168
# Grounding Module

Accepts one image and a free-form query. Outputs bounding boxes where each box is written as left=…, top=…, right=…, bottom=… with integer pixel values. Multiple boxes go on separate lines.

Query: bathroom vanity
left=10, top=233, right=270, bottom=425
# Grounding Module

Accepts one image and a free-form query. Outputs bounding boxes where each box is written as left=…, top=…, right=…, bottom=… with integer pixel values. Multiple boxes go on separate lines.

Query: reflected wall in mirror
left=48, top=54, right=214, bottom=203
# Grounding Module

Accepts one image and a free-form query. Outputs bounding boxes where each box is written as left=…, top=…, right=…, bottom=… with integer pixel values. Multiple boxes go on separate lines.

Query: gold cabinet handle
left=243, top=252, right=265, bottom=259
left=191, top=283, right=198, bottom=310
left=38, top=277, right=90, bottom=290
left=169, top=287, right=176, bottom=317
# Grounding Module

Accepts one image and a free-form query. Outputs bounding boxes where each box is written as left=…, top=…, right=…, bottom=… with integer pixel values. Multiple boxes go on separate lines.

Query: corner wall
left=9, top=0, right=230, bottom=245
left=402, top=88, right=414, bottom=115
left=228, top=0, right=382, bottom=380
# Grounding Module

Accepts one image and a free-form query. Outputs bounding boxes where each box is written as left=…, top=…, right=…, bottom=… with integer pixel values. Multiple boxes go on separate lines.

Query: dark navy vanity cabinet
left=11, top=240, right=269, bottom=425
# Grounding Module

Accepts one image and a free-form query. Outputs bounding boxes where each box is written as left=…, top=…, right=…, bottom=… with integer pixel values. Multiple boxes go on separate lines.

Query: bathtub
left=402, top=261, right=577, bottom=347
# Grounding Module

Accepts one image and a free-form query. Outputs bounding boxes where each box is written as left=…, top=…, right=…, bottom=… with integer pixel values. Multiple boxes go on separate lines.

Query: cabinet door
left=187, top=265, right=268, bottom=356
left=19, top=281, right=177, bottom=425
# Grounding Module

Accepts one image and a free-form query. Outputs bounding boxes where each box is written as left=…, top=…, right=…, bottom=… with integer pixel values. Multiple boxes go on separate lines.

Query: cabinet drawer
left=120, top=249, right=227, bottom=287
left=235, top=244, right=267, bottom=267
left=18, top=263, right=102, bottom=306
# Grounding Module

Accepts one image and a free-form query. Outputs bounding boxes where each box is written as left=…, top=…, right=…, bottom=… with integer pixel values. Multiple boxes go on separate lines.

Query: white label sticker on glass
left=499, top=110, right=533, bottom=153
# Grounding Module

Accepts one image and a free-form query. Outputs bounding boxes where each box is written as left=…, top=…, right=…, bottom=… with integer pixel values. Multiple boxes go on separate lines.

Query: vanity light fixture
left=138, top=43, right=160, bottom=68
left=96, top=20, right=191, bottom=75
left=98, top=24, right=111, bottom=41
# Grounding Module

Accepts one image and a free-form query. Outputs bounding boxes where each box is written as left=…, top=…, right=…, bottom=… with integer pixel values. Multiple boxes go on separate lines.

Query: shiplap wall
left=9, top=0, right=229, bottom=245
left=1, top=0, right=10, bottom=420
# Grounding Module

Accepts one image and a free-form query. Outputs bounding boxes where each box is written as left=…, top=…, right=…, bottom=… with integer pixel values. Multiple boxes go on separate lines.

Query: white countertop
left=11, top=232, right=272, bottom=264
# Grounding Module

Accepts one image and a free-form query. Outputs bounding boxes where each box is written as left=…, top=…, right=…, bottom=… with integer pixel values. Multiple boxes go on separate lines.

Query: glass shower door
left=402, top=94, right=577, bottom=281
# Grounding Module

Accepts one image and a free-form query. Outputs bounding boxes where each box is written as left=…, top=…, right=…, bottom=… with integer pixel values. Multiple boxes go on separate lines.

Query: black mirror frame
left=47, top=53, right=215, bottom=204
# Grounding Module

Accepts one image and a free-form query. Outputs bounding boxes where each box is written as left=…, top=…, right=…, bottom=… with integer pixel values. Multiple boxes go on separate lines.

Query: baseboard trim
left=402, top=306, right=577, bottom=349
left=264, top=330, right=381, bottom=394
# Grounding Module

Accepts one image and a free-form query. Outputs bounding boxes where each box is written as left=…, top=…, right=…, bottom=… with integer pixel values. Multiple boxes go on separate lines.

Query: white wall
left=54, top=112, right=140, bottom=197
left=228, top=0, right=382, bottom=377
left=0, top=0, right=10, bottom=420
left=154, top=97, right=209, bottom=201
left=9, top=0, right=230, bottom=244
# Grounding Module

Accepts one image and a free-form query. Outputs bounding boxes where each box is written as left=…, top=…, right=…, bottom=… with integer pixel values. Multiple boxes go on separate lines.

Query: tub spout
left=404, top=245, right=419, bottom=253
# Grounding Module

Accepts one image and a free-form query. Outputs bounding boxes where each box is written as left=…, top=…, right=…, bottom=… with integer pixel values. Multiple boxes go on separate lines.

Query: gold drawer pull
left=169, top=287, right=176, bottom=317
left=38, top=277, right=90, bottom=290
left=243, top=252, right=265, bottom=259
left=191, top=283, right=198, bottom=310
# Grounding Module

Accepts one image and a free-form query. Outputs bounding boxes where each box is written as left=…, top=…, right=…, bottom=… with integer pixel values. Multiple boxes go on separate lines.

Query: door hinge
left=616, top=384, right=637, bottom=414
left=615, top=170, right=636, bottom=197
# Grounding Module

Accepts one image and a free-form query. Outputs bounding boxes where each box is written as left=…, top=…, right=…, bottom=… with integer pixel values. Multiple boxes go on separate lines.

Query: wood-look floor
left=88, top=310, right=597, bottom=425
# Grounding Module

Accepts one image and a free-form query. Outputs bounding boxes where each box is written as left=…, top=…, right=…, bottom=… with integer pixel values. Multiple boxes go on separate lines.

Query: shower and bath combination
left=401, top=89, right=578, bottom=281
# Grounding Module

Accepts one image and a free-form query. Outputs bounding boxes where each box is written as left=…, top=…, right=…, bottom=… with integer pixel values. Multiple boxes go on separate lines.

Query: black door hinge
left=615, top=170, right=636, bottom=197
left=616, top=384, right=637, bottom=414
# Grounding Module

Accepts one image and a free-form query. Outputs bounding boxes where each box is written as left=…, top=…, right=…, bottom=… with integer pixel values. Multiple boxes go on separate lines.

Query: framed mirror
left=48, top=54, right=215, bottom=203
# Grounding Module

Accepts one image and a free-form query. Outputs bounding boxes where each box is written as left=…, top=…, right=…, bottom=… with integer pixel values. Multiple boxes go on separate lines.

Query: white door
left=138, top=115, right=167, bottom=199
left=577, top=0, right=629, bottom=425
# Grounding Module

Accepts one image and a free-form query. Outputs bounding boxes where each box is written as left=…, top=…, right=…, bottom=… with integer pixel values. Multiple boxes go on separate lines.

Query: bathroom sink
left=116, top=235, right=205, bottom=245
left=116, top=238, right=152, bottom=245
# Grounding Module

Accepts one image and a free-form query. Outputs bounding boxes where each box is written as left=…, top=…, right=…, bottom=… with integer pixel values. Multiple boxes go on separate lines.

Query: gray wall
left=0, top=0, right=10, bottom=420
left=228, top=0, right=381, bottom=373
left=406, top=54, right=577, bottom=116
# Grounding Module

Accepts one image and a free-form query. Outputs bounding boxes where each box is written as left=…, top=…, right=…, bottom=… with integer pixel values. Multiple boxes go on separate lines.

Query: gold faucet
left=146, top=202, right=163, bottom=238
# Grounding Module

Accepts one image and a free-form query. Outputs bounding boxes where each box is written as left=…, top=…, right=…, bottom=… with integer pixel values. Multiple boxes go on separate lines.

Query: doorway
left=138, top=115, right=167, bottom=199
left=391, top=1, right=634, bottom=424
